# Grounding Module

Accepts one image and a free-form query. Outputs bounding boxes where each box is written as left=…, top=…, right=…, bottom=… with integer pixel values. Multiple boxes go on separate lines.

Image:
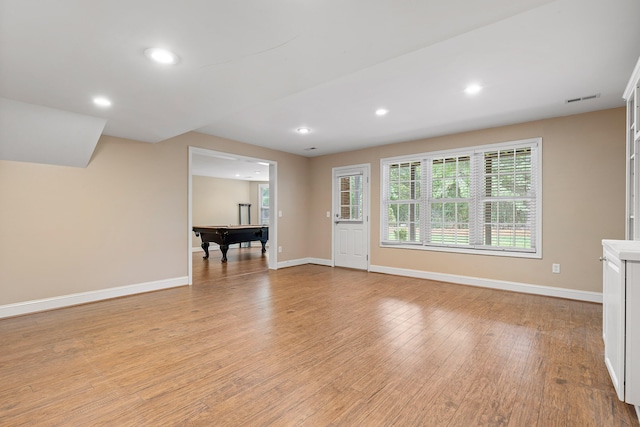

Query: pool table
left=193, top=225, right=269, bottom=262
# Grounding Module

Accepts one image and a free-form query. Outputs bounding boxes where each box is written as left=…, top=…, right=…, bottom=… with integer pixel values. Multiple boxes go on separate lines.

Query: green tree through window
left=429, top=156, right=471, bottom=245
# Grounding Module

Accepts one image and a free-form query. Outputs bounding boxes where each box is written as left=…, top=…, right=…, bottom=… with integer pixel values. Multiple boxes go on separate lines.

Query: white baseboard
left=635, top=405, right=640, bottom=423
left=369, top=265, right=602, bottom=303
left=277, top=258, right=311, bottom=269
left=0, top=276, right=188, bottom=319
left=307, top=258, right=333, bottom=267
left=277, top=257, right=332, bottom=269
left=272, top=261, right=600, bottom=302
left=3, top=264, right=600, bottom=318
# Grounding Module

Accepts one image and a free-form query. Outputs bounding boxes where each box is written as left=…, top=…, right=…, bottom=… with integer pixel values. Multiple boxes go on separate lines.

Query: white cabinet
left=625, top=57, right=640, bottom=240
left=602, top=240, right=640, bottom=409
left=603, top=56, right=640, bottom=421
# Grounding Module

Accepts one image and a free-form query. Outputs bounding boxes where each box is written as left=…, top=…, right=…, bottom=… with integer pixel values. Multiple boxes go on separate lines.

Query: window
left=381, top=138, right=541, bottom=258
left=338, top=174, right=363, bottom=221
left=258, top=183, right=269, bottom=225
left=385, top=161, right=421, bottom=242
left=428, top=155, right=471, bottom=246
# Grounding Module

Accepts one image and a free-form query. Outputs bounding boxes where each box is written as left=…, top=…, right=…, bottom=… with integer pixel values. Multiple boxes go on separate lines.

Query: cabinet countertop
left=603, top=239, right=640, bottom=261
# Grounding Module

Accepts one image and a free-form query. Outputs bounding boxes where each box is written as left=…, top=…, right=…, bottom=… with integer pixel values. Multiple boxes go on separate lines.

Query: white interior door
left=333, top=165, right=369, bottom=270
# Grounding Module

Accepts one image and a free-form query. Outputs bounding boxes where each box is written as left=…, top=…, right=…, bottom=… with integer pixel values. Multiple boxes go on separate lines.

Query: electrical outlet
left=552, top=263, right=560, bottom=274
left=278, top=246, right=282, bottom=253
left=326, top=211, right=330, bottom=218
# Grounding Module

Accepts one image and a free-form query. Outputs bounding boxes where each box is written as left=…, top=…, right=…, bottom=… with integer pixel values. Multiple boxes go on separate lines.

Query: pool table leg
left=261, top=240, right=267, bottom=253
left=201, top=242, right=210, bottom=259
left=220, top=245, right=229, bottom=263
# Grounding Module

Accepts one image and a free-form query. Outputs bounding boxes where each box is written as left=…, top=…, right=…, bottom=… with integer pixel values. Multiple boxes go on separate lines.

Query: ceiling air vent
left=565, top=93, right=601, bottom=104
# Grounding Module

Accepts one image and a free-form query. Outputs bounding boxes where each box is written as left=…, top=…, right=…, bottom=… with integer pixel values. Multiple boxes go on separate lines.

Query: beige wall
left=0, top=108, right=626, bottom=306
left=191, top=177, right=268, bottom=249
left=192, top=176, right=251, bottom=249
left=308, top=108, right=626, bottom=293
left=0, top=132, right=309, bottom=305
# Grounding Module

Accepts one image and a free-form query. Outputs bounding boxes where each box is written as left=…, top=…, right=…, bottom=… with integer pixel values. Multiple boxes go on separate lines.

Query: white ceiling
left=1, top=0, right=639, bottom=167
left=192, top=152, right=269, bottom=181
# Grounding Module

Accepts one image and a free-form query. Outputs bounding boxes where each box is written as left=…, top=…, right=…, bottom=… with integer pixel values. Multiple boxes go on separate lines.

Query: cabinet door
left=626, top=262, right=640, bottom=405
left=603, top=250, right=626, bottom=401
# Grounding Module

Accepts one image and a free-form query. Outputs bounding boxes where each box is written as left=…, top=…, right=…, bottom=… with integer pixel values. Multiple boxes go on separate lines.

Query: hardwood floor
left=1, top=248, right=638, bottom=426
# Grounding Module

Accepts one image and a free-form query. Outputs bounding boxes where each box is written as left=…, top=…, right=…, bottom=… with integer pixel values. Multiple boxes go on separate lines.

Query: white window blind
left=475, top=146, right=537, bottom=251
left=382, top=161, right=421, bottom=242
left=381, top=138, right=541, bottom=257
left=258, top=183, right=269, bottom=225
left=426, top=155, right=472, bottom=246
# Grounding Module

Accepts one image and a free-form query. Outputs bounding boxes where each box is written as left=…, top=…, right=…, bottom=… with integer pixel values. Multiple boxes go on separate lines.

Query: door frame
left=332, top=163, right=371, bottom=270
left=188, top=146, right=278, bottom=285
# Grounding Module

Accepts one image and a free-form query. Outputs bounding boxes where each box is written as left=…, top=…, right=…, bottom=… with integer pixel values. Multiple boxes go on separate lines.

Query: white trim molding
left=277, top=258, right=310, bottom=269
left=0, top=276, right=188, bottom=319
left=307, top=258, right=333, bottom=267
left=277, top=257, right=333, bottom=269
left=369, top=265, right=602, bottom=303
left=623, top=56, right=640, bottom=100
left=1, top=264, right=602, bottom=318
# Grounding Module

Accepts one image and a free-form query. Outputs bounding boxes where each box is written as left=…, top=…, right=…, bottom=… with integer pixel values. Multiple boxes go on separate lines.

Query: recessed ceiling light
left=375, top=108, right=389, bottom=116
left=464, top=84, right=483, bottom=95
left=297, top=127, right=311, bottom=134
left=93, top=97, right=112, bottom=107
left=144, top=48, right=179, bottom=65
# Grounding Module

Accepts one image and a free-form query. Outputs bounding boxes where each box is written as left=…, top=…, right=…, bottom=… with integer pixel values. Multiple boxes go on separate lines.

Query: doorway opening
left=188, top=147, right=278, bottom=285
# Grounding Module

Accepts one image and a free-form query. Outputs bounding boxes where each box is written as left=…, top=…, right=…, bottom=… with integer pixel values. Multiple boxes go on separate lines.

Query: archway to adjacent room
left=187, top=146, right=278, bottom=285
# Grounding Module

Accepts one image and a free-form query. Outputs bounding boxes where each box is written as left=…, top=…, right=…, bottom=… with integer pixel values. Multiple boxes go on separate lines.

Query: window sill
left=379, top=242, right=541, bottom=259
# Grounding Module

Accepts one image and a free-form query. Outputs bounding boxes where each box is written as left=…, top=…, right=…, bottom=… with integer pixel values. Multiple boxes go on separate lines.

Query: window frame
left=380, top=137, right=542, bottom=259
left=382, top=161, right=422, bottom=242
left=337, top=173, right=364, bottom=222
left=258, top=183, right=269, bottom=226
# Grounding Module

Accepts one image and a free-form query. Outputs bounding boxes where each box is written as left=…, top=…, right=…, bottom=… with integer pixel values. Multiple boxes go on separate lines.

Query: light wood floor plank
left=0, top=247, right=637, bottom=426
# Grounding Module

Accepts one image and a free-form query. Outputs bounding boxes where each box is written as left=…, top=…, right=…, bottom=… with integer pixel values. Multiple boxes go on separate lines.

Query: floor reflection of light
left=379, top=298, right=424, bottom=324
left=378, top=298, right=426, bottom=357
left=253, top=281, right=272, bottom=304
left=376, top=299, right=536, bottom=367
left=252, top=281, right=273, bottom=339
